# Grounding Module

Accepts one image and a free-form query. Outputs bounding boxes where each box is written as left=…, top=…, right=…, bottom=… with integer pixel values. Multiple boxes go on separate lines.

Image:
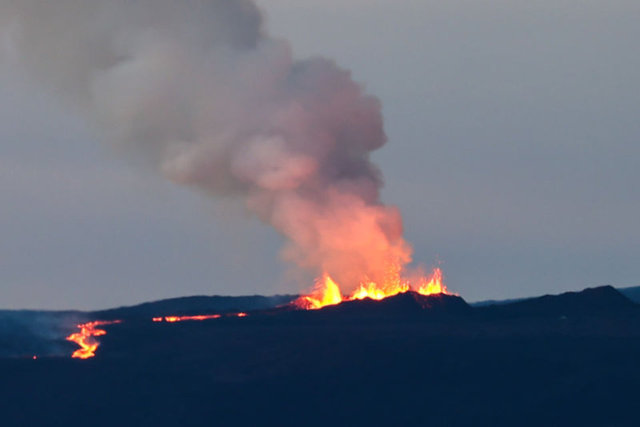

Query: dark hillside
left=620, top=286, right=640, bottom=304
left=94, top=294, right=298, bottom=320
left=1, top=286, right=640, bottom=426
left=479, top=285, right=636, bottom=318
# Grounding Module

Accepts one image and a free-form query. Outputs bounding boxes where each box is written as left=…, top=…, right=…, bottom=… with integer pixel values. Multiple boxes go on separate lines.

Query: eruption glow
left=295, top=274, right=344, bottom=309
left=63, top=271, right=448, bottom=360
left=0, top=0, right=421, bottom=298
left=1, top=1, right=456, bottom=311
left=66, top=320, right=121, bottom=359
left=152, top=312, right=247, bottom=322
left=296, top=267, right=450, bottom=310
left=153, top=314, right=222, bottom=322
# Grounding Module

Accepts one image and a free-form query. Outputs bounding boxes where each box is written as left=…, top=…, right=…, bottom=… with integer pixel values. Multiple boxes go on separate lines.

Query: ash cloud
left=0, top=0, right=412, bottom=291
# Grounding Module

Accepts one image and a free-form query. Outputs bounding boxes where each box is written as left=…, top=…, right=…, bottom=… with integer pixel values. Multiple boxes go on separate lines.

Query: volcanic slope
left=2, top=286, right=640, bottom=427
left=93, top=294, right=298, bottom=320
left=476, top=285, right=637, bottom=318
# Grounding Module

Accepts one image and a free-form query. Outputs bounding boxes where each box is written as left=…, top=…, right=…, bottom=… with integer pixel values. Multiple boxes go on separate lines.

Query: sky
left=1, top=0, right=639, bottom=310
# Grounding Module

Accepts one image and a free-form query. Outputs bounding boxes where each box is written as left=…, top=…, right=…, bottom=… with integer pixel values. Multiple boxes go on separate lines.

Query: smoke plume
left=0, top=0, right=412, bottom=291
left=0, top=310, right=84, bottom=357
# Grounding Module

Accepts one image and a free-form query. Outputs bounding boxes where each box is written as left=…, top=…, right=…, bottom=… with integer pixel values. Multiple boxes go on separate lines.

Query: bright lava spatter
left=295, top=267, right=451, bottom=310
left=66, top=320, right=121, bottom=359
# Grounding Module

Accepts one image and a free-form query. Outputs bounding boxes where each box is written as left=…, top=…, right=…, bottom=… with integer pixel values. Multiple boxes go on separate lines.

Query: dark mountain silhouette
left=93, top=294, right=298, bottom=320
left=2, top=285, right=640, bottom=426
left=473, top=285, right=639, bottom=307
left=91, top=285, right=636, bottom=322
left=3, top=286, right=635, bottom=358
left=0, top=295, right=297, bottom=357
left=315, top=291, right=472, bottom=318
left=478, top=285, right=637, bottom=318
left=470, top=296, right=529, bottom=307
left=620, top=285, right=640, bottom=304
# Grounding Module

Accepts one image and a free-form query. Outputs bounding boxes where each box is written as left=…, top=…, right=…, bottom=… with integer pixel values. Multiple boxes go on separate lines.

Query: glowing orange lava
left=151, top=312, right=249, bottom=322
left=417, top=267, right=446, bottom=296
left=153, top=314, right=221, bottom=322
left=294, top=274, right=343, bottom=309
left=296, top=267, right=450, bottom=310
left=66, top=320, right=121, bottom=359
left=64, top=269, right=447, bottom=359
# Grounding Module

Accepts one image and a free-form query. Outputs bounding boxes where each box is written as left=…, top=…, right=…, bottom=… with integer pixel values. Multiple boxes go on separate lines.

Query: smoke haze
left=0, top=0, right=411, bottom=291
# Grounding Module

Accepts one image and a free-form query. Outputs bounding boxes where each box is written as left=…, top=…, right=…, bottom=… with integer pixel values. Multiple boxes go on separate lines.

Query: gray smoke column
left=0, top=0, right=412, bottom=291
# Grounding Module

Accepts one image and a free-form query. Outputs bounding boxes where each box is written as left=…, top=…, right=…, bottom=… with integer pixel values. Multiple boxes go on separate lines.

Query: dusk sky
left=1, top=0, right=639, bottom=310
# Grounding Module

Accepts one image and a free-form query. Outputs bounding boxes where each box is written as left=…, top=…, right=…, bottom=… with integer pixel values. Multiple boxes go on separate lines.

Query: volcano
left=2, top=285, right=640, bottom=426
left=308, top=291, right=472, bottom=318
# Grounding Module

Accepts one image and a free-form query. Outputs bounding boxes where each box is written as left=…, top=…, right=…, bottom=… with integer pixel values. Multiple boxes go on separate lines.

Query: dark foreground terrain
left=2, top=286, right=640, bottom=426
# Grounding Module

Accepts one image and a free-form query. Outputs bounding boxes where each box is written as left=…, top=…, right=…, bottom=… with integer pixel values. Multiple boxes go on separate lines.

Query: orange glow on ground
left=295, top=267, right=450, bottom=310
left=66, top=320, right=121, bottom=359
left=153, top=314, right=222, bottom=322
left=151, top=313, right=250, bottom=322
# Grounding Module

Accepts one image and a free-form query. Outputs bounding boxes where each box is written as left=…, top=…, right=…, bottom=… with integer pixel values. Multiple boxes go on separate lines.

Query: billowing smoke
left=0, top=0, right=412, bottom=291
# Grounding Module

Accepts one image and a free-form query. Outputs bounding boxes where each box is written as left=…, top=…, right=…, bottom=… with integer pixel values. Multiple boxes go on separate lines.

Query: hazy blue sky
left=1, top=0, right=639, bottom=309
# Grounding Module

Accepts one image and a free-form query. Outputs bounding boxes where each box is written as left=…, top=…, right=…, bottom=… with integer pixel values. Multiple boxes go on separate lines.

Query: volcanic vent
left=295, top=267, right=453, bottom=310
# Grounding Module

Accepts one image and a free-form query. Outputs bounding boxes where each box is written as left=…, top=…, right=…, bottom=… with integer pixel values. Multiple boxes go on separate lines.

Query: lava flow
left=153, top=314, right=222, bottom=322
left=152, top=312, right=248, bottom=322
left=296, top=267, right=450, bottom=310
left=66, top=320, right=121, bottom=359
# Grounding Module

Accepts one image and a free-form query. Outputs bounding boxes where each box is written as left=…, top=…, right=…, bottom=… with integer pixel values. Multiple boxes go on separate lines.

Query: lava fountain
left=296, top=267, right=450, bottom=310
